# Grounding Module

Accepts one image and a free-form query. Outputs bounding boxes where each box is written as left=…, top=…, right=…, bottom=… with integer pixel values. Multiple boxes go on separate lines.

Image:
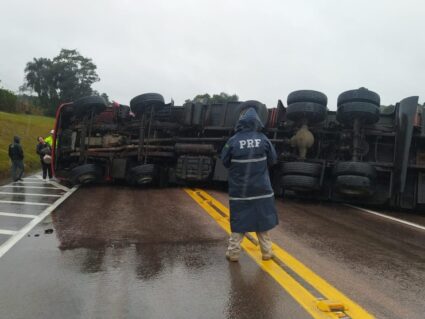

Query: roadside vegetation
left=185, top=92, right=239, bottom=104
left=0, top=111, right=54, bottom=177
left=0, top=86, right=43, bottom=115
left=1, top=48, right=104, bottom=177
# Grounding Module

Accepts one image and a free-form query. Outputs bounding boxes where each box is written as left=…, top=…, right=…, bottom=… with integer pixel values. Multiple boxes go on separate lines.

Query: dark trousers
left=41, top=161, right=52, bottom=179
left=11, top=160, right=24, bottom=181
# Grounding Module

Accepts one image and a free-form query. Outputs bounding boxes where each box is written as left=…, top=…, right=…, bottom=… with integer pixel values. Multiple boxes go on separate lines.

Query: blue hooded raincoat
left=221, top=107, right=279, bottom=233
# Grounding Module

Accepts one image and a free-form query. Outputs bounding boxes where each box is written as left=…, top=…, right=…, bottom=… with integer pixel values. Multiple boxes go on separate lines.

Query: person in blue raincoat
left=221, top=107, right=278, bottom=262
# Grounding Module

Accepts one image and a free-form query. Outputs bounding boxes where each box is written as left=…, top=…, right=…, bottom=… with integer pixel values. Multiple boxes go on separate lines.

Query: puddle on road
left=51, top=241, right=290, bottom=319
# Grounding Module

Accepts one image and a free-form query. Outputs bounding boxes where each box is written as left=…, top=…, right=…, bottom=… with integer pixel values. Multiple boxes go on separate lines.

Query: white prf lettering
left=247, top=139, right=254, bottom=148
left=239, top=140, right=247, bottom=149
left=254, top=139, right=261, bottom=147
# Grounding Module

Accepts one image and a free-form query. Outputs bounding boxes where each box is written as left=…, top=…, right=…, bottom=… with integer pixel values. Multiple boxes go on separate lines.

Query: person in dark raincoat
left=8, top=136, right=24, bottom=181
left=221, top=107, right=278, bottom=262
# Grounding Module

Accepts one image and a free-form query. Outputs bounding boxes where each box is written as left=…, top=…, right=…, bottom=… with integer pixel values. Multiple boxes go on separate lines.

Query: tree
left=22, top=57, right=56, bottom=114
left=185, top=92, right=239, bottom=104
left=22, top=49, right=100, bottom=115
left=100, top=92, right=110, bottom=104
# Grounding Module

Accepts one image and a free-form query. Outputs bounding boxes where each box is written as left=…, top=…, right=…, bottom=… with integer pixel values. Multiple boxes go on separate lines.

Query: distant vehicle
left=52, top=89, right=425, bottom=210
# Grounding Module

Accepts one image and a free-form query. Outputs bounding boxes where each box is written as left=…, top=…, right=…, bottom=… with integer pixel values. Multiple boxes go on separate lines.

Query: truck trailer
left=52, top=89, right=425, bottom=210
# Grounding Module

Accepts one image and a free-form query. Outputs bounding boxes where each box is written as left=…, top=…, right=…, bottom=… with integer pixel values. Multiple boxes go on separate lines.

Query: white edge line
left=1, top=186, right=62, bottom=190
left=48, top=180, right=70, bottom=192
left=0, top=212, right=37, bottom=219
left=0, top=186, right=79, bottom=259
left=345, top=204, right=425, bottom=232
left=0, top=200, right=49, bottom=206
left=0, top=229, right=17, bottom=235
left=0, top=192, right=61, bottom=197
left=12, top=182, right=48, bottom=185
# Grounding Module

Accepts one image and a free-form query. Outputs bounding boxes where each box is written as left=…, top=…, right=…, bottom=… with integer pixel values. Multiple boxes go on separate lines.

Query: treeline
left=21, top=49, right=105, bottom=116
left=4, top=48, right=238, bottom=117
left=2, top=48, right=106, bottom=117
left=0, top=86, right=43, bottom=115
left=185, top=92, right=239, bottom=104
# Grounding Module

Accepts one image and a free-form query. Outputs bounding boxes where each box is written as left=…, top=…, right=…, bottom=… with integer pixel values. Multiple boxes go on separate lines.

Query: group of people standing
left=8, top=130, right=54, bottom=181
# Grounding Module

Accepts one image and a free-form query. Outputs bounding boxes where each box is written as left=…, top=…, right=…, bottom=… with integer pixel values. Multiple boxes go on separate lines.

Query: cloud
left=1, top=0, right=424, bottom=109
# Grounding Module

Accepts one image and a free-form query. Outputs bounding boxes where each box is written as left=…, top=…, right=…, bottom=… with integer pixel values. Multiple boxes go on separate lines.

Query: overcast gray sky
left=1, top=0, right=424, bottom=109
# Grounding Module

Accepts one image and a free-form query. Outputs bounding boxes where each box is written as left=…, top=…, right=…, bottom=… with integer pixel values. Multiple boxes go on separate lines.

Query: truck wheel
left=337, top=87, right=380, bottom=106
left=286, top=102, right=327, bottom=124
left=130, top=93, right=164, bottom=116
left=238, top=100, right=269, bottom=126
left=287, top=90, right=327, bottom=105
left=281, top=175, right=319, bottom=192
left=128, top=164, right=157, bottom=185
left=281, top=162, right=322, bottom=177
left=333, top=162, right=376, bottom=179
left=70, top=164, right=103, bottom=185
left=73, top=96, right=107, bottom=116
left=336, top=102, right=380, bottom=125
left=335, top=175, right=373, bottom=197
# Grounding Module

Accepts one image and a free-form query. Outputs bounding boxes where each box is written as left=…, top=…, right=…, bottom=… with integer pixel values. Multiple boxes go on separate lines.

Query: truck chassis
left=52, top=89, right=425, bottom=210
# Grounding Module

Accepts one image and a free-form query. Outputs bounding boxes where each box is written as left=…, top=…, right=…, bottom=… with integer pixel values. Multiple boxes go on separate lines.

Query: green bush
left=15, top=95, right=44, bottom=115
left=0, top=88, right=17, bottom=112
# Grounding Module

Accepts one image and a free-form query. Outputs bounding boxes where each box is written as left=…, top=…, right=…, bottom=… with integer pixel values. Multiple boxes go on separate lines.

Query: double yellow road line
left=185, top=188, right=375, bottom=319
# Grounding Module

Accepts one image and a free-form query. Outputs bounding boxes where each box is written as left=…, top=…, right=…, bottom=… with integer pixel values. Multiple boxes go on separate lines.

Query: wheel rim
left=339, top=187, right=369, bottom=196
left=136, top=175, right=152, bottom=185
left=78, top=173, right=96, bottom=184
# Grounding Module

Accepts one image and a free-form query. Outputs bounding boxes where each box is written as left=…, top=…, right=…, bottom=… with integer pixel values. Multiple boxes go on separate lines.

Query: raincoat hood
left=13, top=136, right=20, bottom=144
left=236, top=107, right=264, bottom=132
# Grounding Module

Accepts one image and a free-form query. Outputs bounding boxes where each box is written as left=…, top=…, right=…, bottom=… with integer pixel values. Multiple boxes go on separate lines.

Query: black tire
left=281, top=175, right=319, bottom=192
left=337, top=102, right=380, bottom=125
left=130, top=93, right=165, bottom=116
left=286, top=102, right=327, bottom=124
left=287, top=90, right=327, bottom=105
left=281, top=162, right=322, bottom=177
left=70, top=164, right=103, bottom=185
left=238, top=100, right=269, bottom=126
left=128, top=164, right=157, bottom=185
left=337, top=87, right=380, bottom=106
left=335, top=175, right=373, bottom=197
left=333, top=162, right=376, bottom=179
left=73, top=96, right=107, bottom=116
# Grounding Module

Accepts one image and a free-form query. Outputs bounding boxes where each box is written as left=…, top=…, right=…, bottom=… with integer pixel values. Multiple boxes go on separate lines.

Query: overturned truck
left=52, top=89, right=425, bottom=210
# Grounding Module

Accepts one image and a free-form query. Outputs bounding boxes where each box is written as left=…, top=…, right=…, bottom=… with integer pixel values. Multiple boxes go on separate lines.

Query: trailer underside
left=52, top=90, right=425, bottom=210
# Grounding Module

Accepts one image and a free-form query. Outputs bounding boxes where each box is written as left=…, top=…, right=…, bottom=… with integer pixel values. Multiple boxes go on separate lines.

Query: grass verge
left=0, top=111, right=55, bottom=178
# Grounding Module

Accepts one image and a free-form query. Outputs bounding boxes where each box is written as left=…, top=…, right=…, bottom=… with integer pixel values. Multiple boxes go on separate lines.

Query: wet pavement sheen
left=0, top=186, right=310, bottom=319
left=0, top=234, right=9, bottom=245
left=0, top=215, right=30, bottom=230
left=0, top=183, right=424, bottom=319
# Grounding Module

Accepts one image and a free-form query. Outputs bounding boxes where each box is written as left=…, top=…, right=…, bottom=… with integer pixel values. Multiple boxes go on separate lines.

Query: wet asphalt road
left=0, top=183, right=424, bottom=319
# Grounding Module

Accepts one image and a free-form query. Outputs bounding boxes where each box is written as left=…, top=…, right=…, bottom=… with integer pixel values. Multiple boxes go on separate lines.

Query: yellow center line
left=184, top=188, right=375, bottom=319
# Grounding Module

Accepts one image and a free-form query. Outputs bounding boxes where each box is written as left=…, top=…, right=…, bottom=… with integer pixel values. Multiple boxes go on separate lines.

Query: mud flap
left=212, top=158, right=228, bottom=182
left=393, top=96, right=419, bottom=193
